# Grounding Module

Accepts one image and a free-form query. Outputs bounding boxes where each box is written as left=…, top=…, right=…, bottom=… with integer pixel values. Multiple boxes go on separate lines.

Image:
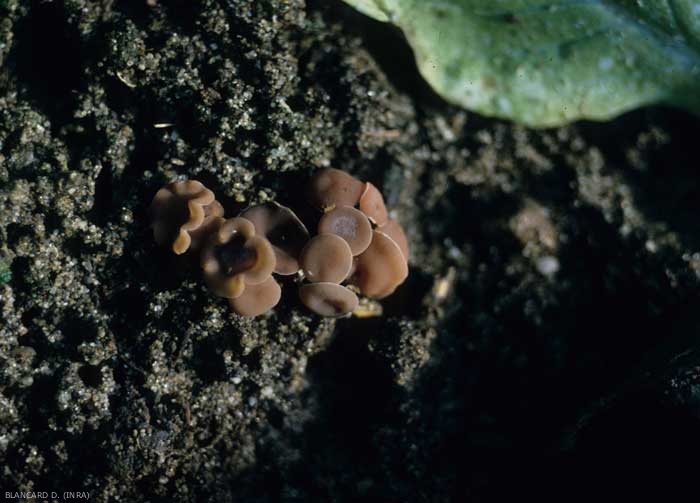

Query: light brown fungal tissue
left=149, top=180, right=224, bottom=254
left=240, top=202, right=310, bottom=275
left=150, top=169, right=409, bottom=319
left=150, top=181, right=283, bottom=318
left=308, top=167, right=365, bottom=211
left=300, top=234, right=353, bottom=284
left=200, top=217, right=276, bottom=297
left=299, top=282, right=359, bottom=318
left=200, top=217, right=282, bottom=318
left=299, top=168, right=410, bottom=317
left=318, top=206, right=372, bottom=256
left=204, top=218, right=282, bottom=317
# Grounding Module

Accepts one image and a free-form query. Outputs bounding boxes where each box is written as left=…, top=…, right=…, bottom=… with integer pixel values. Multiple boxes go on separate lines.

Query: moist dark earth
left=2, top=1, right=700, bottom=501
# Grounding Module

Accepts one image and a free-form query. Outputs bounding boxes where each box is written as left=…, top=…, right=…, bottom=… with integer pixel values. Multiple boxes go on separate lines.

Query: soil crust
left=2, top=1, right=700, bottom=501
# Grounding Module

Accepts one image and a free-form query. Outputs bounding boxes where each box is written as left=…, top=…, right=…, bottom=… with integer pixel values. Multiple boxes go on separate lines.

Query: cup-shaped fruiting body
left=318, top=206, right=372, bottom=256
left=378, top=218, right=409, bottom=261
left=300, top=234, right=353, bottom=284
left=350, top=230, right=408, bottom=299
left=240, top=202, right=310, bottom=275
left=358, top=182, right=388, bottom=226
left=228, top=276, right=281, bottom=317
left=299, top=282, right=359, bottom=318
left=308, top=168, right=365, bottom=211
left=150, top=180, right=224, bottom=254
left=302, top=168, right=411, bottom=315
left=149, top=170, right=410, bottom=319
left=201, top=217, right=276, bottom=298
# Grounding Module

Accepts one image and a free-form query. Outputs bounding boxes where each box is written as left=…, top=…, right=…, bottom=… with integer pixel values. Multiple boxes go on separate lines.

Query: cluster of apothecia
left=149, top=169, right=409, bottom=318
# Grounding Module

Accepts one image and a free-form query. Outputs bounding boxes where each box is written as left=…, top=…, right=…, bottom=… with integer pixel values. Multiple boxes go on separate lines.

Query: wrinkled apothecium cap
left=201, top=217, right=276, bottom=299
left=150, top=180, right=224, bottom=254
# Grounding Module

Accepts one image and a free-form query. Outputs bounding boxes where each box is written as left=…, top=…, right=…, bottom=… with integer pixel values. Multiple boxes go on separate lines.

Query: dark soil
left=2, top=1, right=700, bottom=501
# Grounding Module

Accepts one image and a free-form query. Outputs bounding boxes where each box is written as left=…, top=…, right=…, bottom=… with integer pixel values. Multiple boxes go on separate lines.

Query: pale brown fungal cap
left=300, top=234, right=353, bottom=284
left=308, top=168, right=364, bottom=211
left=201, top=217, right=276, bottom=298
left=350, top=230, right=408, bottom=298
left=299, top=282, right=359, bottom=318
left=318, top=205, right=372, bottom=256
left=228, top=276, right=281, bottom=317
left=240, top=202, right=310, bottom=275
left=358, top=182, right=388, bottom=226
left=150, top=180, right=225, bottom=254
left=379, top=218, right=409, bottom=261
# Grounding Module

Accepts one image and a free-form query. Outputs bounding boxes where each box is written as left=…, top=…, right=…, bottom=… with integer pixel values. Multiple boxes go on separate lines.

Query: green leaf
left=342, top=0, right=700, bottom=126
